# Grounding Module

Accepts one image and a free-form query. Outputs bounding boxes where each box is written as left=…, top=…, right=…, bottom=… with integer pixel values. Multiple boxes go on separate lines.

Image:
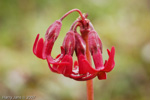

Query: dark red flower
left=33, top=9, right=115, bottom=81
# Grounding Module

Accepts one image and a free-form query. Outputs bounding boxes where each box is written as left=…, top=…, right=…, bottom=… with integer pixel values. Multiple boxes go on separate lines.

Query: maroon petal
left=103, top=46, right=115, bottom=72
left=97, top=72, right=106, bottom=80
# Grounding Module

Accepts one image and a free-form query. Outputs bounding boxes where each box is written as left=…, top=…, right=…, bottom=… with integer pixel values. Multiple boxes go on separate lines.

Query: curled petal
left=103, top=46, right=115, bottom=72
left=47, top=61, right=59, bottom=73
left=47, top=47, right=65, bottom=64
left=33, top=34, right=39, bottom=54
left=33, top=34, right=45, bottom=59
left=79, top=54, right=99, bottom=74
left=57, top=55, right=73, bottom=76
left=43, top=39, right=54, bottom=58
left=47, top=56, right=56, bottom=64
left=48, top=53, right=69, bottom=73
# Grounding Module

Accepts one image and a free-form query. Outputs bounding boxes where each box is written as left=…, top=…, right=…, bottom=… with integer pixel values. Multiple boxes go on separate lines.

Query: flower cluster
left=33, top=9, right=115, bottom=81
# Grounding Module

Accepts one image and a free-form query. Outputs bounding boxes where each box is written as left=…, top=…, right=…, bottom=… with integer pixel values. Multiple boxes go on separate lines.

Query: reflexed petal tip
left=33, top=34, right=45, bottom=59
left=96, top=46, right=115, bottom=80
left=103, top=46, right=115, bottom=72
left=33, top=34, right=39, bottom=54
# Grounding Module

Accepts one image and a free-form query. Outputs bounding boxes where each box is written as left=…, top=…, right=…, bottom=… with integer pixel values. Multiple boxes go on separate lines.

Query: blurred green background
left=0, top=0, right=150, bottom=100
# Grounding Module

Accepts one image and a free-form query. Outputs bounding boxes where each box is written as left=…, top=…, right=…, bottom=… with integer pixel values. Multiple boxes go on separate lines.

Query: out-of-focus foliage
left=0, top=0, right=150, bottom=100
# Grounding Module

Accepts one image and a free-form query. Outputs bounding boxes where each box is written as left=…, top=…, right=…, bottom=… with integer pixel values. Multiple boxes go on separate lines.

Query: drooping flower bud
left=44, top=20, right=62, bottom=57
left=47, top=31, right=75, bottom=76
left=88, top=30, right=104, bottom=70
left=75, top=32, right=98, bottom=75
left=33, top=20, right=62, bottom=59
left=88, top=29, right=115, bottom=80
